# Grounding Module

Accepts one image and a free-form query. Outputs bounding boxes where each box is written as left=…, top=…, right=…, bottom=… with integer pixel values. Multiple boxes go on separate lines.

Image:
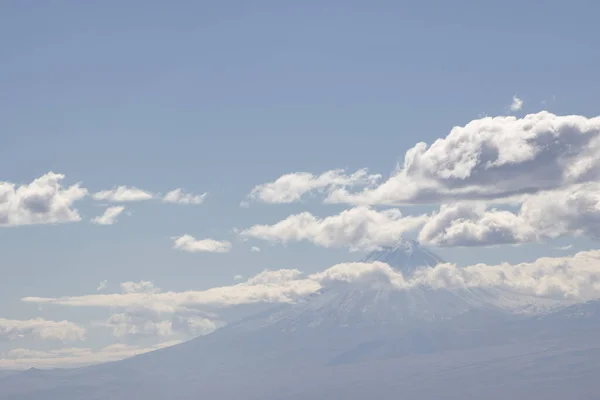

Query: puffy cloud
left=239, top=207, right=428, bottom=251
left=91, top=206, right=125, bottom=225
left=0, top=172, right=87, bottom=227
left=247, top=168, right=381, bottom=204
left=251, top=246, right=261, bottom=253
left=419, top=183, right=600, bottom=247
left=233, top=274, right=244, bottom=281
left=96, top=280, right=108, bottom=291
left=310, top=261, right=405, bottom=287
left=92, top=186, right=154, bottom=202
left=173, top=235, right=232, bottom=253
left=518, top=183, right=600, bottom=239
left=418, top=203, right=537, bottom=247
left=0, top=341, right=181, bottom=369
left=325, top=112, right=600, bottom=205
left=509, top=95, right=524, bottom=112
left=163, top=189, right=207, bottom=205
left=0, top=318, right=86, bottom=342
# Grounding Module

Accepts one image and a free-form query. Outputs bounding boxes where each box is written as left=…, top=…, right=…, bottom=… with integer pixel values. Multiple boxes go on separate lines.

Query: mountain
left=359, top=239, right=445, bottom=276
left=1, top=243, right=599, bottom=399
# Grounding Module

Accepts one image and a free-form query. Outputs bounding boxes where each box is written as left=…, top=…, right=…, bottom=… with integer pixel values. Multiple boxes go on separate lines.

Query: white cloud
left=239, top=207, right=428, bottom=251
left=418, top=183, right=600, bottom=247
left=556, top=245, right=574, bottom=251
left=0, top=318, right=86, bottom=342
left=22, top=270, right=321, bottom=312
left=92, top=186, right=154, bottom=202
left=96, top=280, right=108, bottom=291
left=323, top=112, right=600, bottom=205
left=163, top=189, right=207, bottom=205
left=233, top=274, right=244, bottom=281
left=0, top=341, right=181, bottom=369
left=247, top=168, right=381, bottom=204
left=173, top=235, right=232, bottom=253
left=95, top=282, right=219, bottom=339
left=418, top=203, right=537, bottom=247
left=120, top=280, right=160, bottom=294
left=250, top=246, right=261, bottom=253
left=20, top=250, right=600, bottom=312
left=91, top=206, right=125, bottom=225
left=0, top=172, right=87, bottom=227
left=105, top=313, right=174, bottom=338
left=509, top=95, right=524, bottom=111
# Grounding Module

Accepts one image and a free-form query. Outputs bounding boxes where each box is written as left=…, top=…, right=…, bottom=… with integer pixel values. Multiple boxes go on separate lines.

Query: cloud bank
left=0, top=341, right=181, bottom=370
left=240, top=207, right=428, bottom=252
left=22, top=250, right=600, bottom=313
left=0, top=318, right=86, bottom=342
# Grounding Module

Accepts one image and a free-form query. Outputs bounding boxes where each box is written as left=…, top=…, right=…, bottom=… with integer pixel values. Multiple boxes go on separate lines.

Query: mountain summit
left=360, top=239, right=445, bottom=276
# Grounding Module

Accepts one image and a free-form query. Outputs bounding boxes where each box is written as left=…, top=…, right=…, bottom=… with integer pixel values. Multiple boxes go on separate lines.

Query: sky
left=2, top=0, right=600, bottom=368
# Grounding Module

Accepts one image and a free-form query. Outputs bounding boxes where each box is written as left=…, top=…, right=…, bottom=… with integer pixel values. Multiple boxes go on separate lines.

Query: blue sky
left=2, top=1, right=600, bottom=367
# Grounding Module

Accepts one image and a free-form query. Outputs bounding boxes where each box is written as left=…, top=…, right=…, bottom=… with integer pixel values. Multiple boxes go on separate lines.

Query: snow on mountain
left=359, top=239, right=445, bottom=276
left=1, top=241, right=596, bottom=399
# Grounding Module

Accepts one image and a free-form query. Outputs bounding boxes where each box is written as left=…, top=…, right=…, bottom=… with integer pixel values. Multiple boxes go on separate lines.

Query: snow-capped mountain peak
left=360, top=239, right=445, bottom=276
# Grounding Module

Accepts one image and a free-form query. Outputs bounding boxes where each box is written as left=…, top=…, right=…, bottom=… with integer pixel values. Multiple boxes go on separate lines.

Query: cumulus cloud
left=173, top=235, right=232, bottom=253
left=96, top=280, right=108, bottom=291
left=0, top=341, right=181, bottom=369
left=509, top=95, right=524, bottom=112
left=322, top=112, right=600, bottom=205
left=247, top=168, right=381, bottom=204
left=250, top=246, right=261, bottom=253
left=92, top=186, right=154, bottom=202
left=91, top=206, right=125, bottom=225
left=419, top=183, right=600, bottom=247
left=0, top=172, right=87, bottom=227
left=239, top=207, right=428, bottom=251
left=418, top=203, right=537, bottom=247
left=0, top=318, right=86, bottom=342
left=163, top=189, right=207, bottom=205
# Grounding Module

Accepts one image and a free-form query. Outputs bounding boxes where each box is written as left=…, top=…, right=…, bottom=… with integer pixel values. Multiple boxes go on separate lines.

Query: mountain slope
left=1, top=243, right=598, bottom=399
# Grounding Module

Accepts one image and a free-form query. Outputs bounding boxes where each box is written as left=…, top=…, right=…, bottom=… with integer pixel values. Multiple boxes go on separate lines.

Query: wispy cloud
left=96, top=280, right=108, bottom=291
left=91, top=206, right=125, bottom=225
left=0, top=341, right=181, bottom=370
left=246, top=168, right=381, bottom=204
left=509, top=95, right=523, bottom=111
left=162, top=189, right=207, bottom=205
left=92, top=186, right=154, bottom=202
left=173, top=235, right=232, bottom=253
